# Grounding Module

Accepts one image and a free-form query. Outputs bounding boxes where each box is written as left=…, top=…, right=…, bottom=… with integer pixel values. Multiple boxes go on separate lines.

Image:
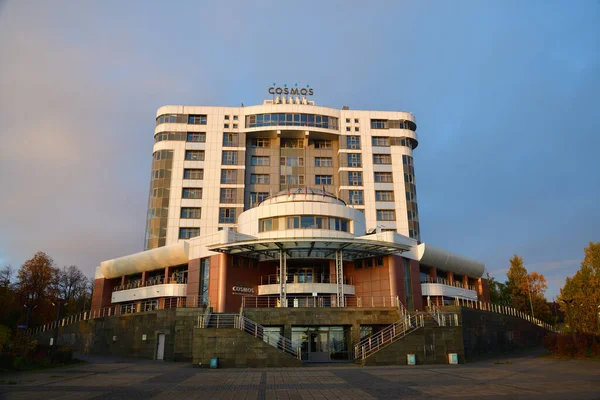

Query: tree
left=488, top=275, right=512, bottom=306
left=0, top=264, right=13, bottom=289
left=560, top=242, right=600, bottom=334
left=506, top=255, right=551, bottom=322
left=16, top=252, right=59, bottom=301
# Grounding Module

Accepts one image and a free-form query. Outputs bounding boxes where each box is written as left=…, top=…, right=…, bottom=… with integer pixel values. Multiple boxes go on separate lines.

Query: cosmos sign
left=232, top=285, right=255, bottom=295
left=269, top=84, right=313, bottom=96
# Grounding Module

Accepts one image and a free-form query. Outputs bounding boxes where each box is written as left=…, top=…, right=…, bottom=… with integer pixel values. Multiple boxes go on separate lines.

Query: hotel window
left=220, top=188, right=237, bottom=203
left=349, top=190, right=364, bottom=205
left=402, top=155, right=414, bottom=165
left=224, top=124, right=229, bottom=129
left=221, top=169, right=237, bottom=184
left=251, top=156, right=270, bottom=166
left=347, top=153, right=361, bottom=167
left=315, top=175, right=332, bottom=185
left=377, top=209, right=396, bottom=221
left=233, top=115, right=238, bottom=120
left=185, top=150, right=205, bottom=161
left=151, top=169, right=171, bottom=180
left=154, top=132, right=186, bottom=143
left=372, top=137, right=390, bottom=147
left=233, top=124, right=238, bottom=128
left=182, top=188, right=202, bottom=199
left=251, top=174, right=270, bottom=184
left=281, top=139, right=304, bottom=148
left=354, top=118, right=359, bottom=123
left=371, top=119, right=387, bottom=129
left=141, top=299, right=159, bottom=312
left=354, top=127, right=359, bottom=132
left=187, top=132, right=206, bottom=142
left=313, top=140, right=332, bottom=149
left=153, top=150, right=173, bottom=160
left=404, top=173, right=415, bottom=183
left=280, top=156, right=304, bottom=167
left=223, top=133, right=239, bottom=146
left=183, top=169, right=204, bottom=180
left=346, top=127, right=351, bottom=132
left=375, top=191, right=394, bottom=201
left=376, top=257, right=384, bottom=266
left=179, top=227, right=200, bottom=239
left=348, top=171, right=363, bottom=186
left=251, top=138, right=270, bottom=148
left=188, top=115, right=207, bottom=125
left=250, top=192, right=269, bottom=205
left=374, top=172, right=393, bottom=183
left=180, top=207, right=201, bottom=219
left=219, top=208, right=235, bottom=223
left=373, top=154, right=392, bottom=164
left=346, top=136, right=361, bottom=149
left=259, top=218, right=275, bottom=232
left=157, top=114, right=177, bottom=124
left=287, top=216, right=300, bottom=229
left=222, top=151, right=238, bottom=165
left=346, top=118, right=350, bottom=123
left=120, top=302, right=138, bottom=314
left=314, top=157, right=332, bottom=167
left=224, top=115, right=230, bottom=120
left=280, top=175, right=304, bottom=185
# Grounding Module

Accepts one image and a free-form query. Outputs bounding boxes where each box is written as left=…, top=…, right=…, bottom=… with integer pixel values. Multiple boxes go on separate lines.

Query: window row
left=184, top=169, right=204, bottom=180
left=371, top=119, right=416, bottom=131
left=346, top=190, right=394, bottom=205
left=314, top=157, right=332, bottom=167
left=354, top=257, right=385, bottom=269
left=250, top=192, right=269, bottom=205
left=246, top=113, right=339, bottom=130
left=181, top=207, right=201, bottom=219
left=372, top=136, right=416, bottom=148
left=152, top=150, right=173, bottom=161
left=154, top=132, right=206, bottom=143
left=179, top=227, right=200, bottom=239
left=151, top=169, right=171, bottom=180
left=376, top=209, right=396, bottom=221
left=220, top=188, right=237, bottom=203
left=258, top=215, right=350, bottom=233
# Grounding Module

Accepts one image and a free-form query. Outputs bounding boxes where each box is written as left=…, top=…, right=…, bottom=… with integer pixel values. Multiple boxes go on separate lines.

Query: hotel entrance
left=292, top=326, right=351, bottom=362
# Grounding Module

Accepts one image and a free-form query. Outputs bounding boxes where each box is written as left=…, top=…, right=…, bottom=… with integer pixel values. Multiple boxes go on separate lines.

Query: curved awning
left=417, top=243, right=485, bottom=278
left=99, top=242, right=189, bottom=279
left=207, top=237, right=410, bottom=261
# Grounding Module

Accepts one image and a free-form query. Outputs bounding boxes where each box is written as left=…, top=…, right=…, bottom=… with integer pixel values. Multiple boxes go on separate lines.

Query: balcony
left=111, top=277, right=187, bottom=303
left=420, top=277, right=477, bottom=301
left=258, top=274, right=355, bottom=296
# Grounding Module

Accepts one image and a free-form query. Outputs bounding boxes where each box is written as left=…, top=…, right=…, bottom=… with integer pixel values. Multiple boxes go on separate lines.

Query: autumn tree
left=506, top=255, right=551, bottom=322
left=560, top=242, right=600, bottom=334
left=16, top=252, right=60, bottom=325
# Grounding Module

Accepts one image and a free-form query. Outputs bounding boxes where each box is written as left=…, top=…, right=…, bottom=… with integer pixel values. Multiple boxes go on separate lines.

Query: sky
left=0, top=1, right=598, bottom=299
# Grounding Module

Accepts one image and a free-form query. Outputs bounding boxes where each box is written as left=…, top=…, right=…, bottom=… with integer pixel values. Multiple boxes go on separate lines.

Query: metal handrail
left=242, top=295, right=400, bottom=309
left=420, top=277, right=476, bottom=292
left=197, top=313, right=301, bottom=359
left=354, top=314, right=424, bottom=360
left=260, top=274, right=353, bottom=285
left=455, top=298, right=556, bottom=331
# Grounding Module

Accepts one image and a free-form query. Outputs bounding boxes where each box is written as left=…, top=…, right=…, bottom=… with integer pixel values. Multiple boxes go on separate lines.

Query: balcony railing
left=113, top=276, right=187, bottom=292
left=420, top=277, right=476, bottom=292
left=242, top=295, right=400, bottom=309
left=260, top=274, right=353, bottom=285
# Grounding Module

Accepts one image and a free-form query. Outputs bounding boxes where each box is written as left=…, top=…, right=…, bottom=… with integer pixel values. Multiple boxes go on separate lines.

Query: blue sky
left=0, top=1, right=598, bottom=299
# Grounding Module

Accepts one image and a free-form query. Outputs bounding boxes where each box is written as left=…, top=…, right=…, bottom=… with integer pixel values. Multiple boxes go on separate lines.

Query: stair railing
left=353, top=313, right=424, bottom=361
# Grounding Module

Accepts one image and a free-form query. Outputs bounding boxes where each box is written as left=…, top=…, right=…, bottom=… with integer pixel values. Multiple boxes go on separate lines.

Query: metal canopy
left=207, top=237, right=410, bottom=262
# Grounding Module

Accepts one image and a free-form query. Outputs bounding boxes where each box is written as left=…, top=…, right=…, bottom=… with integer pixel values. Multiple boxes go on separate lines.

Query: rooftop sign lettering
left=269, top=83, right=313, bottom=96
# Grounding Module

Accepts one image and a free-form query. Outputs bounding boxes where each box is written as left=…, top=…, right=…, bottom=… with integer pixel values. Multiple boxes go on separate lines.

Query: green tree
left=506, top=255, right=551, bottom=322
left=560, top=242, right=600, bottom=334
left=488, top=275, right=511, bottom=306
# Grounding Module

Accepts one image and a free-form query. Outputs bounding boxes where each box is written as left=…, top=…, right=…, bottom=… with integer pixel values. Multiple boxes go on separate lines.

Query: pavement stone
left=0, top=350, right=599, bottom=400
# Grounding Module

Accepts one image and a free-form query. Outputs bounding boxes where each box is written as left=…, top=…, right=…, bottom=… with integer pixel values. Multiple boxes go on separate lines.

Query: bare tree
left=0, top=264, right=13, bottom=289
left=57, top=265, right=87, bottom=301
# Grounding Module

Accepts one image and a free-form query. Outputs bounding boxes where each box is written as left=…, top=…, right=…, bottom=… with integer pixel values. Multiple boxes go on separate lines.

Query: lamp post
left=51, top=298, right=68, bottom=353
left=24, top=293, right=39, bottom=330
left=562, top=298, right=576, bottom=343
left=524, top=275, right=535, bottom=320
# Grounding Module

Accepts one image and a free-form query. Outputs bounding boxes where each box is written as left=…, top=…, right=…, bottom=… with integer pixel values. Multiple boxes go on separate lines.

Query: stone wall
left=362, top=325, right=465, bottom=366
left=192, top=328, right=302, bottom=368
left=460, top=307, right=548, bottom=361
left=244, top=307, right=402, bottom=343
left=35, top=308, right=200, bottom=361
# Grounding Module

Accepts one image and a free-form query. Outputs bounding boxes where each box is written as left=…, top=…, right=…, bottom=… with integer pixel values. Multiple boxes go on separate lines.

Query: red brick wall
left=343, top=258, right=391, bottom=299
left=410, top=260, right=424, bottom=310
left=91, top=277, right=118, bottom=311
left=478, top=277, right=491, bottom=302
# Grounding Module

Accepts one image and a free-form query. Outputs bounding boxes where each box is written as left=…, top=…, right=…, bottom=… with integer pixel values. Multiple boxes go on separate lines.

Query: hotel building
left=91, top=93, right=490, bottom=361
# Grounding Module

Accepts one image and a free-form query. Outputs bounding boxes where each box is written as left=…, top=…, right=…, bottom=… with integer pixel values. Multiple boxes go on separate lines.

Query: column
left=279, top=250, right=287, bottom=307
left=428, top=267, right=437, bottom=282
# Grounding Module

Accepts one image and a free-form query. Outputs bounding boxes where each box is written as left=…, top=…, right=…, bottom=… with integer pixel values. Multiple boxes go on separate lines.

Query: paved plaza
left=1, top=351, right=599, bottom=400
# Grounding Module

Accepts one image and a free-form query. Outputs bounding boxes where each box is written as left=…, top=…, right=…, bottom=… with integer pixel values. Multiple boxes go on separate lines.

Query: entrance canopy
left=207, top=237, right=410, bottom=261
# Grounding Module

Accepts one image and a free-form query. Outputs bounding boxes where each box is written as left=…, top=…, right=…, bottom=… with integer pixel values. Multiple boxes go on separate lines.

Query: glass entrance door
left=309, top=331, right=329, bottom=362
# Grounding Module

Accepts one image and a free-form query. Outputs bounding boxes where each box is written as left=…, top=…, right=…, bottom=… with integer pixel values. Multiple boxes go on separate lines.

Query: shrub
left=544, top=332, right=600, bottom=357
left=51, top=346, right=73, bottom=364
